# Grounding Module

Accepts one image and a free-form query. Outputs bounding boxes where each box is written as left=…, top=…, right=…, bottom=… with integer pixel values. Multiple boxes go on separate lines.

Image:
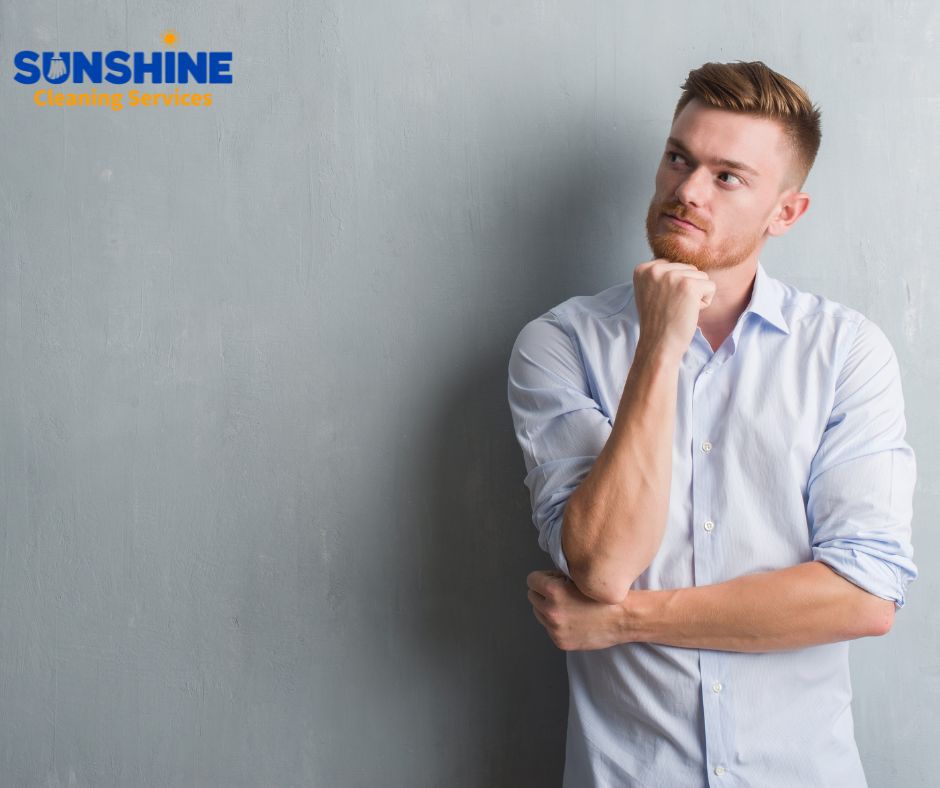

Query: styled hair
left=672, top=60, right=822, bottom=191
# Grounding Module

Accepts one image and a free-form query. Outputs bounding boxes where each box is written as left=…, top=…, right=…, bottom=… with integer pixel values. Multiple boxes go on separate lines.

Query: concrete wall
left=0, top=1, right=936, bottom=785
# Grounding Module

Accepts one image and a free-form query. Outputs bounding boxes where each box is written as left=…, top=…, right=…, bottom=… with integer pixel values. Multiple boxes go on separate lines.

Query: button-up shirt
left=506, top=261, right=917, bottom=787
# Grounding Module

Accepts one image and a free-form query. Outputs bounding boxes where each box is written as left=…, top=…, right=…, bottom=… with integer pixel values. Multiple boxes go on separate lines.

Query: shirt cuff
left=542, top=507, right=573, bottom=580
left=812, top=544, right=915, bottom=610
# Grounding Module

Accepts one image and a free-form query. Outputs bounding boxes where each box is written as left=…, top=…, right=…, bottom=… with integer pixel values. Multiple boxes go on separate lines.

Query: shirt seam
left=550, top=307, right=608, bottom=415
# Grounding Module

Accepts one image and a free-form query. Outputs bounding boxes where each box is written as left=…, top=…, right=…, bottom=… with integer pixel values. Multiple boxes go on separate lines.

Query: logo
left=12, top=31, right=233, bottom=111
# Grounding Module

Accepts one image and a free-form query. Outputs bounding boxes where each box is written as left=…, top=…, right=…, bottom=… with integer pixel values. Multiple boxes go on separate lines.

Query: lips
left=664, top=213, right=703, bottom=231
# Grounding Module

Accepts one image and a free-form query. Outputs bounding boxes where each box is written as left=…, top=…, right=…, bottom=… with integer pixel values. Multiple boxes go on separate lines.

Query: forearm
left=623, top=560, right=895, bottom=652
left=562, top=341, right=680, bottom=604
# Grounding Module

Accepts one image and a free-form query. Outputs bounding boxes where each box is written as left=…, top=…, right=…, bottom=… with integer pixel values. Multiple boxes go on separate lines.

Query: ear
left=766, top=190, right=810, bottom=237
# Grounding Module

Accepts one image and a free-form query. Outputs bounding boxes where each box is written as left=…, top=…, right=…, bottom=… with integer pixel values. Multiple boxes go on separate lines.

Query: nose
left=674, top=166, right=710, bottom=209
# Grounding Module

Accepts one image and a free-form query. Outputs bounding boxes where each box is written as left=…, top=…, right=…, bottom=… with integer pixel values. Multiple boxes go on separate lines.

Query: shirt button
left=714, top=766, right=726, bottom=776
left=701, top=441, right=712, bottom=453
left=704, top=367, right=713, bottom=375
left=703, top=520, right=715, bottom=532
left=712, top=681, right=723, bottom=693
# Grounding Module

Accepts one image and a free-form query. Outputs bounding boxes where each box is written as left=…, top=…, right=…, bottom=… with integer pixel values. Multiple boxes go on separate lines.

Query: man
left=506, top=61, right=917, bottom=787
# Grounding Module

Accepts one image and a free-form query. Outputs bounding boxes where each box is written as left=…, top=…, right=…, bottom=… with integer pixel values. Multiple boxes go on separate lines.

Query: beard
left=644, top=197, right=764, bottom=273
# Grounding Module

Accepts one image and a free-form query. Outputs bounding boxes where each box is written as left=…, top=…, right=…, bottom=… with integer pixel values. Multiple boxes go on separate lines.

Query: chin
left=648, top=233, right=706, bottom=268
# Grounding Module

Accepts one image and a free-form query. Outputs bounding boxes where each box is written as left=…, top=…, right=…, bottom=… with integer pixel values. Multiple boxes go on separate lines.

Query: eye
left=665, top=151, right=686, bottom=165
left=718, top=172, right=745, bottom=186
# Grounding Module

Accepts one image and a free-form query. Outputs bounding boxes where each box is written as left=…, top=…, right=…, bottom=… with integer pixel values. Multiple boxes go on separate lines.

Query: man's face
left=645, top=97, right=797, bottom=272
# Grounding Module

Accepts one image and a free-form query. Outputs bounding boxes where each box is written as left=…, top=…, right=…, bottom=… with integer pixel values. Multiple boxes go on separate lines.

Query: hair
left=672, top=60, right=822, bottom=192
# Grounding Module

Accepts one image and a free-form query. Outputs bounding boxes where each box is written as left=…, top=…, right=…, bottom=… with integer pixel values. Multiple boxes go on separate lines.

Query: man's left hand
left=527, top=568, right=634, bottom=651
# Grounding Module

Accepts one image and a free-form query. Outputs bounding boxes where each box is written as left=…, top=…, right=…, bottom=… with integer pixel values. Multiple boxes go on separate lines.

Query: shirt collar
left=744, top=260, right=790, bottom=335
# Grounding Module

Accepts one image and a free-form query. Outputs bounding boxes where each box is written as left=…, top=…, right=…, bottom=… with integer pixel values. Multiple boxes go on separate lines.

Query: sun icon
left=162, top=30, right=178, bottom=46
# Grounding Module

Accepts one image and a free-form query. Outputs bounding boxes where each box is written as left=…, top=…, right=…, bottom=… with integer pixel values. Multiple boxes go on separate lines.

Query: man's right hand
left=632, top=260, right=716, bottom=362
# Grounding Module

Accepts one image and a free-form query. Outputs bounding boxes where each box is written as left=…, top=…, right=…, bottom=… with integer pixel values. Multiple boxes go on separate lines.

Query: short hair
left=672, top=60, right=822, bottom=191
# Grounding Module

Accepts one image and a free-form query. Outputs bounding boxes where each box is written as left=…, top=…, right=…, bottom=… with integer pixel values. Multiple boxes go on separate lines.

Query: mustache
left=659, top=203, right=707, bottom=231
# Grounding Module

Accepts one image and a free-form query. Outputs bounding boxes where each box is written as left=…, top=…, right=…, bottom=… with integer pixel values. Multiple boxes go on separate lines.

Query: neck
left=697, top=261, right=759, bottom=335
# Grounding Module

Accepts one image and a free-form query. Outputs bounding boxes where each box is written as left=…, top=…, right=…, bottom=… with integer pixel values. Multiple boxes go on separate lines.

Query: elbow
left=817, top=561, right=898, bottom=638
left=560, top=503, right=634, bottom=604
left=567, top=562, right=632, bottom=605
left=852, top=591, right=895, bottom=638
left=866, top=597, right=896, bottom=637
left=588, top=584, right=632, bottom=606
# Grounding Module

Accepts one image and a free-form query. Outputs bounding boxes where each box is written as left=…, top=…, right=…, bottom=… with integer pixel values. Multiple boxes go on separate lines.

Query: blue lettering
left=208, top=52, right=232, bottom=83
left=42, top=52, right=70, bottom=84
left=132, top=51, right=163, bottom=84
left=13, top=50, right=40, bottom=84
left=72, top=51, right=102, bottom=83
left=104, top=51, right=131, bottom=84
left=13, top=48, right=234, bottom=86
left=177, top=52, right=207, bottom=83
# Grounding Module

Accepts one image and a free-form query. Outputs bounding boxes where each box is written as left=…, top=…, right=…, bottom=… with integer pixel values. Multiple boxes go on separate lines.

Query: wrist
left=634, top=337, right=685, bottom=371
left=618, top=589, right=665, bottom=645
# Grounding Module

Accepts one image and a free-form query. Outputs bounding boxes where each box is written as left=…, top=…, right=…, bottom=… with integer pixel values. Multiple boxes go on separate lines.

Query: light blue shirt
left=506, top=260, right=917, bottom=788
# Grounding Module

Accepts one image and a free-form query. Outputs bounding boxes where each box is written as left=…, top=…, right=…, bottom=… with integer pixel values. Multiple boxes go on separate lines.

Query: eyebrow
left=666, top=137, right=761, bottom=178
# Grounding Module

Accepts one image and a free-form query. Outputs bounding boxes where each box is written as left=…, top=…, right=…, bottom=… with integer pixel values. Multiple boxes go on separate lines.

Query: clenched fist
left=632, top=260, right=716, bottom=362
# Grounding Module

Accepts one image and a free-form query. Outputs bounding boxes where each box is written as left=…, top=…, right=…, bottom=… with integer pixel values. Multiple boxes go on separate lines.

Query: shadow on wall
left=400, top=134, right=648, bottom=784
left=292, top=115, right=649, bottom=784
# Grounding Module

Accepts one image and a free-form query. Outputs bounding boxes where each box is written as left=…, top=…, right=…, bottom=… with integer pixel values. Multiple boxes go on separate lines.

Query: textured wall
left=0, top=1, right=936, bottom=786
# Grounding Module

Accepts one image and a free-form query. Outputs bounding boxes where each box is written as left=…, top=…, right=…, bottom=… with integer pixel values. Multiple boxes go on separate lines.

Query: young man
left=507, top=61, right=917, bottom=787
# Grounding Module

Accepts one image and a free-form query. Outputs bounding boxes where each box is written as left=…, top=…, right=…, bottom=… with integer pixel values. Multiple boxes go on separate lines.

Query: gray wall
left=0, top=1, right=936, bottom=786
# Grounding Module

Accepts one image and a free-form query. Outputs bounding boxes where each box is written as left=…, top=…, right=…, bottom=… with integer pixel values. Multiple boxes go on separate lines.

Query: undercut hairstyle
left=673, top=60, right=822, bottom=192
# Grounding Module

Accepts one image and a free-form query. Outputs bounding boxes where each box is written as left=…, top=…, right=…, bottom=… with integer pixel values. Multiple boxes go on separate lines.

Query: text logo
left=12, top=30, right=233, bottom=111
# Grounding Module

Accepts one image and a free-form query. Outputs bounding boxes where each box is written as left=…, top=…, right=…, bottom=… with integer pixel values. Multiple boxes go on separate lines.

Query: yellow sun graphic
left=162, top=30, right=177, bottom=46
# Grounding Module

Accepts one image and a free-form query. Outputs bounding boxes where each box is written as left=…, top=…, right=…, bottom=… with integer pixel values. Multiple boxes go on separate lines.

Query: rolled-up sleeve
left=807, top=317, right=918, bottom=609
left=507, top=311, right=613, bottom=578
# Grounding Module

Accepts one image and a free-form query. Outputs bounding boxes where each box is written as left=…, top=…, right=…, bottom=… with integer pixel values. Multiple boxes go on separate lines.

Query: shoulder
left=550, top=280, right=636, bottom=325
left=776, top=276, right=866, bottom=333
left=773, top=274, right=900, bottom=382
left=510, top=280, right=635, bottom=354
left=508, top=280, right=634, bottom=392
